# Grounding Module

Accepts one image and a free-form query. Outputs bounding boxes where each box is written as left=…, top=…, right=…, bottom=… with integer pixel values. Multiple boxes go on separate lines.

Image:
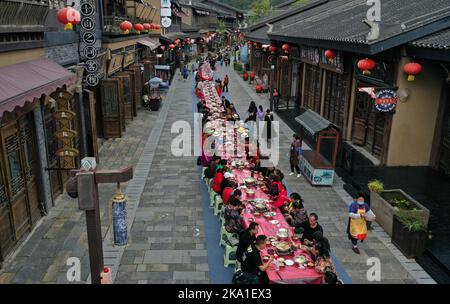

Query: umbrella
left=148, top=77, right=163, bottom=89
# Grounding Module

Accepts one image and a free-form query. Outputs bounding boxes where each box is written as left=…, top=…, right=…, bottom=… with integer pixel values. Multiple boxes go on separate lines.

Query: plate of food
left=284, top=259, right=295, bottom=266
left=274, top=241, right=291, bottom=252
left=269, top=220, right=279, bottom=225
left=264, top=212, right=276, bottom=218
left=277, top=257, right=285, bottom=263
left=294, top=254, right=308, bottom=265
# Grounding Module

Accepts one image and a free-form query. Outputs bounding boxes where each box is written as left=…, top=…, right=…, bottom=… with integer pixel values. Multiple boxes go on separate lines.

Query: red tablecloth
left=233, top=169, right=322, bottom=284
left=200, top=63, right=322, bottom=284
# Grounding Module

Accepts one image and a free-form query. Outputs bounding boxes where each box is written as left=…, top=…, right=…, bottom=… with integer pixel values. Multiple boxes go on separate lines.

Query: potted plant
left=392, top=210, right=429, bottom=258
left=369, top=181, right=430, bottom=237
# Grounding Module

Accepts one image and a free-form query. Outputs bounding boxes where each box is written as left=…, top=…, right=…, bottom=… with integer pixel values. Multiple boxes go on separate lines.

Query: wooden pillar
left=320, top=69, right=327, bottom=116
left=346, top=72, right=357, bottom=140
left=301, top=64, right=306, bottom=108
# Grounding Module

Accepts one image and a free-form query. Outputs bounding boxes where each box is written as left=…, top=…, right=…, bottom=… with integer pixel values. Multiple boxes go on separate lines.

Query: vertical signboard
left=80, top=0, right=101, bottom=87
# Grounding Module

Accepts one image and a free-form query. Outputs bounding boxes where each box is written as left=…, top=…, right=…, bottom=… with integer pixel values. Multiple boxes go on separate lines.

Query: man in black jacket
left=236, top=222, right=259, bottom=263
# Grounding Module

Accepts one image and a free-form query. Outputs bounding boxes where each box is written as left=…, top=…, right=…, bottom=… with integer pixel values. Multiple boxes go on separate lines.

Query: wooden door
left=18, top=116, right=40, bottom=224
left=0, top=146, right=14, bottom=259
left=115, top=73, right=134, bottom=122
left=100, top=79, right=122, bottom=138
left=83, top=89, right=99, bottom=162
left=437, top=87, right=450, bottom=175
left=303, top=64, right=322, bottom=113
left=1, top=121, right=32, bottom=241
left=128, top=65, right=142, bottom=115
left=126, top=71, right=138, bottom=117
left=323, top=71, right=348, bottom=130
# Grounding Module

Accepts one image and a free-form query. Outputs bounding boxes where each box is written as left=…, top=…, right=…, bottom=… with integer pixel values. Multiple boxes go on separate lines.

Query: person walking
left=289, top=143, right=301, bottom=177
left=223, top=75, right=229, bottom=92
left=263, top=109, right=274, bottom=145
left=347, top=193, right=376, bottom=254
left=183, top=66, right=189, bottom=82
left=256, top=105, right=265, bottom=121
left=191, top=63, right=195, bottom=74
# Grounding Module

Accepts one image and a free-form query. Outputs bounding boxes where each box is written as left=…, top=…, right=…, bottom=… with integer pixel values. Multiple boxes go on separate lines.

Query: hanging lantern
left=174, top=39, right=181, bottom=45
left=269, top=45, right=277, bottom=53
left=143, top=23, right=151, bottom=31
left=253, top=42, right=259, bottom=48
left=324, top=49, right=336, bottom=62
left=357, top=58, right=376, bottom=75
left=134, top=23, right=144, bottom=34
left=169, top=44, right=175, bottom=50
left=119, top=21, right=133, bottom=34
left=111, top=185, right=128, bottom=246
left=280, top=55, right=289, bottom=61
left=154, top=24, right=161, bottom=30
left=57, top=7, right=81, bottom=30
left=403, top=62, right=422, bottom=81
left=282, top=44, right=289, bottom=53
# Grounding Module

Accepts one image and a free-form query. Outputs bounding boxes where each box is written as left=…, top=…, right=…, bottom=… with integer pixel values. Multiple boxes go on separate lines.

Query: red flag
left=358, top=87, right=376, bottom=99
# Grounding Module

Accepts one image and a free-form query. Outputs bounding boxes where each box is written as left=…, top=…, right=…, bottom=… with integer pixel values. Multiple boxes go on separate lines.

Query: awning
left=295, top=109, right=333, bottom=135
left=137, top=38, right=160, bottom=50
left=0, top=58, right=76, bottom=119
left=161, top=32, right=188, bottom=42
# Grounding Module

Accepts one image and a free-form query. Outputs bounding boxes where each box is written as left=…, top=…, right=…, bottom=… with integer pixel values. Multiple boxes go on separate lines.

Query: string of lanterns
left=119, top=21, right=160, bottom=34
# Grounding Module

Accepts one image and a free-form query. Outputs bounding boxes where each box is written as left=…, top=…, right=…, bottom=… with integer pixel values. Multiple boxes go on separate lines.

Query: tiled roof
left=269, top=0, right=450, bottom=51
left=410, top=28, right=450, bottom=50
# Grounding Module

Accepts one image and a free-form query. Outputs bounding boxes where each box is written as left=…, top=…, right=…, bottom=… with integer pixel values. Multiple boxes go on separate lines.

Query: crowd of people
left=195, top=54, right=376, bottom=285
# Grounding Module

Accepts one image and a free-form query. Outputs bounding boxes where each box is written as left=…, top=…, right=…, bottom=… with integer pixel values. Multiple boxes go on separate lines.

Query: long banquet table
left=199, top=64, right=322, bottom=284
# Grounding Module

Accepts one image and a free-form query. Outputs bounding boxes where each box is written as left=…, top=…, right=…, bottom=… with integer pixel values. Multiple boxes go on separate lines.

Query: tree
left=248, top=0, right=271, bottom=24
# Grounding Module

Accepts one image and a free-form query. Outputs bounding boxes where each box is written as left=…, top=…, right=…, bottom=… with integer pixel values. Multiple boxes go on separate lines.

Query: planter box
left=392, top=216, right=427, bottom=258
left=370, top=189, right=429, bottom=237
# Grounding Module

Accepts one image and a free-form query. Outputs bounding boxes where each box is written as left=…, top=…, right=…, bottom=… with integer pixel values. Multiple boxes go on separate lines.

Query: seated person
left=204, top=155, right=221, bottom=179
left=236, top=222, right=259, bottom=263
left=222, top=180, right=237, bottom=205
left=241, top=235, right=273, bottom=284
left=295, top=213, right=323, bottom=245
left=211, top=167, right=224, bottom=194
left=310, top=242, right=337, bottom=283
left=296, top=231, right=331, bottom=256
left=284, top=200, right=308, bottom=227
left=224, top=190, right=244, bottom=234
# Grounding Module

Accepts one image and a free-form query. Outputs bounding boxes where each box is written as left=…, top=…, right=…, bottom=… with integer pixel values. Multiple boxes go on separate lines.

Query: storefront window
left=323, top=72, right=347, bottom=130
left=303, top=64, right=322, bottom=113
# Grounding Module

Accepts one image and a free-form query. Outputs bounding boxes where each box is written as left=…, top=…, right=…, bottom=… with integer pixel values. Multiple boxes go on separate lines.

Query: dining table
left=199, top=64, right=323, bottom=284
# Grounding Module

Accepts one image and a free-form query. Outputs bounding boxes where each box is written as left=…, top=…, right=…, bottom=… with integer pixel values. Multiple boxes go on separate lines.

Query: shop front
left=0, top=58, right=76, bottom=262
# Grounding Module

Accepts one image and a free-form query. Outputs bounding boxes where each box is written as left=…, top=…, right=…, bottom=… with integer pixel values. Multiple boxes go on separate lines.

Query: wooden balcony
left=0, top=0, right=49, bottom=32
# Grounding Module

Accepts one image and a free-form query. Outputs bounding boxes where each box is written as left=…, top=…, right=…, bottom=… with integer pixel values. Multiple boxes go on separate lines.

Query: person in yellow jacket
left=347, top=193, right=376, bottom=254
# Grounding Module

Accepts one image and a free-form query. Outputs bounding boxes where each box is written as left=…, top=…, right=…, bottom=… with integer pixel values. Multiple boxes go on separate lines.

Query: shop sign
left=80, top=0, right=100, bottom=86
left=123, top=51, right=135, bottom=67
left=161, top=17, right=172, bottom=28
left=375, top=89, right=397, bottom=112
left=108, top=54, right=124, bottom=75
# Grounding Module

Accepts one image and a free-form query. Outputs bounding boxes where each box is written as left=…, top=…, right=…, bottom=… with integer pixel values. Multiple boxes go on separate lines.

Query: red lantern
left=250, top=72, right=255, bottom=80
left=174, top=39, right=181, bottom=45
left=256, top=85, right=263, bottom=93
left=269, top=45, right=277, bottom=53
left=357, top=58, right=376, bottom=75
left=403, top=62, right=422, bottom=81
left=155, top=24, right=161, bottom=30
left=242, top=72, right=249, bottom=81
left=253, top=42, right=259, bottom=48
left=282, top=44, right=289, bottom=53
left=119, top=21, right=133, bottom=34
left=247, top=41, right=252, bottom=46
left=134, top=23, right=144, bottom=34
left=57, top=7, right=81, bottom=30
left=324, top=49, right=336, bottom=62
left=169, top=44, right=175, bottom=50
left=143, top=23, right=151, bottom=31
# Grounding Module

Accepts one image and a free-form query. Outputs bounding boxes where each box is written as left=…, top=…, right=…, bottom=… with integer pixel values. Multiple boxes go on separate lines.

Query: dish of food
left=284, top=259, right=295, bottom=266
left=294, top=255, right=308, bottom=265
left=263, top=256, right=270, bottom=261
left=268, top=236, right=277, bottom=242
left=269, top=220, right=279, bottom=225
left=264, top=212, right=276, bottom=218
left=274, top=241, right=291, bottom=252
left=277, top=257, right=285, bottom=263
left=276, top=228, right=289, bottom=238
left=254, top=212, right=261, bottom=216
left=271, top=241, right=279, bottom=247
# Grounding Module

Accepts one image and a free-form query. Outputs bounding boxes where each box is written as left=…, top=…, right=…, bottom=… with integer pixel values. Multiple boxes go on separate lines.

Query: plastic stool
left=214, top=195, right=223, bottom=216
left=224, top=243, right=237, bottom=267
left=220, top=223, right=238, bottom=247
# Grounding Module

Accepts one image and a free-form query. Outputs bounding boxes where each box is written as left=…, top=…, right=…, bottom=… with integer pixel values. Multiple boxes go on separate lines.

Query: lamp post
left=66, top=159, right=133, bottom=284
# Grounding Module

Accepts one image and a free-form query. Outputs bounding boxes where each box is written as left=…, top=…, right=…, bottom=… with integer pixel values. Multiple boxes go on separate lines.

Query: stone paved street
left=0, top=62, right=435, bottom=284
left=215, top=63, right=434, bottom=284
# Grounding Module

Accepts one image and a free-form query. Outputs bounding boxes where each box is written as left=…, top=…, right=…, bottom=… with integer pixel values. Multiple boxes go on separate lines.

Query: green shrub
left=367, top=180, right=384, bottom=193
left=395, top=210, right=427, bottom=232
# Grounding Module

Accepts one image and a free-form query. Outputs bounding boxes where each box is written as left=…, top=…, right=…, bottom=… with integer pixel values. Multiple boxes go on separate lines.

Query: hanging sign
left=375, top=89, right=397, bottom=112
left=80, top=0, right=100, bottom=86
left=161, top=17, right=172, bottom=28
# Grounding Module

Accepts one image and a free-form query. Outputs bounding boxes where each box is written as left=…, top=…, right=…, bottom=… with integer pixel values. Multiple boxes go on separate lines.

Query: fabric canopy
left=0, top=58, right=76, bottom=118
left=295, top=109, right=333, bottom=135
left=137, top=38, right=160, bottom=50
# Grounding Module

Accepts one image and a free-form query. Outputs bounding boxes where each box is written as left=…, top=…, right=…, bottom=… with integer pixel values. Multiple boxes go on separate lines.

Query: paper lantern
left=134, top=23, right=144, bottom=34
left=324, top=49, right=336, bottom=61
left=269, top=45, right=277, bottom=53
left=242, top=72, right=249, bottom=81
left=357, top=58, right=376, bottom=75
left=250, top=72, right=255, bottom=80
left=255, top=85, right=263, bottom=93
left=169, top=44, right=175, bottom=50
left=282, top=44, right=289, bottom=53
left=143, top=23, right=151, bottom=31
left=57, top=7, right=81, bottom=30
left=403, top=62, right=422, bottom=81
left=119, top=21, right=133, bottom=34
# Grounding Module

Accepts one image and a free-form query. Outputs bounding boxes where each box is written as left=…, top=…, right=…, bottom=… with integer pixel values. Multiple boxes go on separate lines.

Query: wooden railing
left=0, top=0, right=49, bottom=27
